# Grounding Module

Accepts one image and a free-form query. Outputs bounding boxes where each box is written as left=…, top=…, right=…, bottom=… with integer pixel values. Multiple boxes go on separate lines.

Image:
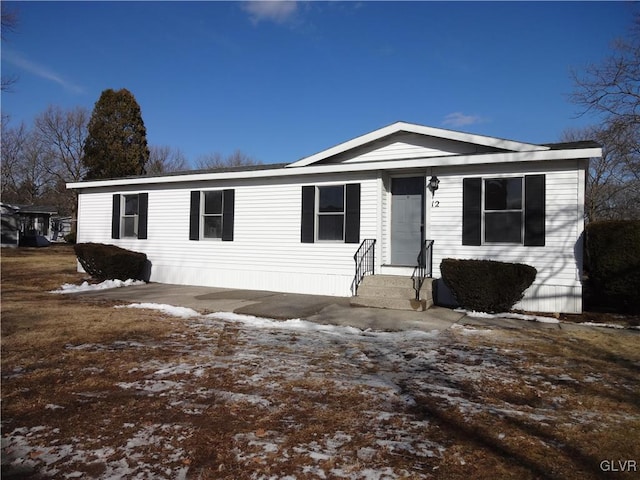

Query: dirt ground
left=2, top=245, right=639, bottom=479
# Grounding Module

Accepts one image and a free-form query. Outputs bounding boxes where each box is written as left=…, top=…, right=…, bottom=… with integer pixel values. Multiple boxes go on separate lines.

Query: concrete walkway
left=74, top=282, right=619, bottom=333
left=75, top=283, right=463, bottom=332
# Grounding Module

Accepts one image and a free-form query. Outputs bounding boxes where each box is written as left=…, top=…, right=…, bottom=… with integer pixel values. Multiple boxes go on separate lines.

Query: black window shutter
left=524, top=174, right=545, bottom=246
left=137, top=193, right=148, bottom=239
left=344, top=183, right=361, bottom=244
left=462, top=178, right=482, bottom=246
left=222, top=189, right=235, bottom=241
left=301, top=186, right=315, bottom=243
left=111, top=194, right=121, bottom=239
left=189, top=191, right=200, bottom=241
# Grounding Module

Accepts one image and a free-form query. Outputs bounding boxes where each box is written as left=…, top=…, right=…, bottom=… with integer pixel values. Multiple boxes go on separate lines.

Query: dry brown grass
left=2, top=246, right=639, bottom=479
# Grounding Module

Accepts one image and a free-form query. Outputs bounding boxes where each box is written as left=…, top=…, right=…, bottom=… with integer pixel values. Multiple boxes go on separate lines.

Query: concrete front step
left=351, top=275, right=434, bottom=311
left=350, top=295, right=432, bottom=311
left=360, top=274, right=415, bottom=288
left=356, top=284, right=416, bottom=299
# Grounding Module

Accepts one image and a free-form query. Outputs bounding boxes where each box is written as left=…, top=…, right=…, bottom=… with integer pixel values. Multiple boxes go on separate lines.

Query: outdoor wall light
left=428, top=176, right=440, bottom=193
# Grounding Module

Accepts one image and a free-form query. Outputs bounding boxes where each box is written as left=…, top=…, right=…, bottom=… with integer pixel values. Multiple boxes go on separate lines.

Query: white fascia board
left=286, top=121, right=550, bottom=168
left=67, top=146, right=600, bottom=191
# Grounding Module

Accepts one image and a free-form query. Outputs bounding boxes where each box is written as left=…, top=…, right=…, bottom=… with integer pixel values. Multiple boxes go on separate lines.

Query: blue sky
left=1, top=1, right=635, bottom=166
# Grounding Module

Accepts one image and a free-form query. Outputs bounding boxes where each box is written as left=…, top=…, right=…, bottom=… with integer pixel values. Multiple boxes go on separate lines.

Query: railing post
left=428, top=240, right=434, bottom=278
left=411, top=239, right=434, bottom=300
left=351, top=239, right=376, bottom=296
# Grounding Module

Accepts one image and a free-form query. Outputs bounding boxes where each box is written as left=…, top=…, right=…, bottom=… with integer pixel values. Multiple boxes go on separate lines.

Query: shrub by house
left=441, top=258, right=537, bottom=313
left=585, top=220, right=640, bottom=313
left=74, top=243, right=147, bottom=281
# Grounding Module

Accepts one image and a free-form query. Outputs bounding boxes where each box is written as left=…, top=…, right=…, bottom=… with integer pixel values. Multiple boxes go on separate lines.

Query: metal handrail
left=351, top=239, right=376, bottom=296
left=411, top=239, right=434, bottom=300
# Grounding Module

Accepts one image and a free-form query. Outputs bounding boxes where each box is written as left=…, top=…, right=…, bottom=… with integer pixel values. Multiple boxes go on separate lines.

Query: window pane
left=318, top=186, right=344, bottom=213
left=485, top=178, right=522, bottom=210
left=203, top=216, right=222, bottom=238
left=204, top=191, right=223, bottom=215
left=318, top=214, right=344, bottom=240
left=391, top=177, right=424, bottom=195
left=124, top=195, right=139, bottom=215
left=485, top=212, right=522, bottom=243
left=123, top=217, right=137, bottom=237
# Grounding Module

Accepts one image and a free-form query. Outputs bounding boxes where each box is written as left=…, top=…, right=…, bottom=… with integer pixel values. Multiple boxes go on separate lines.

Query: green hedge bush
left=74, top=243, right=147, bottom=281
left=585, top=220, right=640, bottom=313
left=441, top=258, right=537, bottom=313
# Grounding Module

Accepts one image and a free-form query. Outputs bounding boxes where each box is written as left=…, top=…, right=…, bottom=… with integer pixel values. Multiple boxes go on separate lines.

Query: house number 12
left=431, top=201, right=440, bottom=207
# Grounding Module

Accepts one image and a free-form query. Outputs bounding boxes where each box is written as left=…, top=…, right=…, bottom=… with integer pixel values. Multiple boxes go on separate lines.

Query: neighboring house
left=1, top=203, right=19, bottom=247
left=0, top=203, right=60, bottom=247
left=67, top=122, right=600, bottom=314
left=16, top=205, right=58, bottom=238
left=50, top=216, right=74, bottom=241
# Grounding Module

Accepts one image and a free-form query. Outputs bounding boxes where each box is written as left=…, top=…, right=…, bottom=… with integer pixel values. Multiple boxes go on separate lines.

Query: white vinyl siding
left=429, top=160, right=585, bottom=313
left=77, top=173, right=378, bottom=297
left=331, top=133, right=494, bottom=164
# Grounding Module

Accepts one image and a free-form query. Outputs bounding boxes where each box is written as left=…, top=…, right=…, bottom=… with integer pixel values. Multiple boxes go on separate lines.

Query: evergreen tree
left=82, top=88, right=149, bottom=179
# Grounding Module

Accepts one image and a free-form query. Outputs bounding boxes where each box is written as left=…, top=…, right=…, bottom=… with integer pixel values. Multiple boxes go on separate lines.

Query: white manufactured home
left=68, top=122, right=601, bottom=314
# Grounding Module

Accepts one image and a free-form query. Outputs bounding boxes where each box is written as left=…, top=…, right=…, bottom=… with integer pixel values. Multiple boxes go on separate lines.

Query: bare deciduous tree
left=563, top=126, right=640, bottom=221
left=1, top=123, right=54, bottom=206
left=195, top=150, right=260, bottom=170
left=2, top=107, right=90, bottom=216
left=33, top=106, right=90, bottom=216
left=1, top=120, right=28, bottom=201
left=1, top=5, right=19, bottom=91
left=146, top=146, right=189, bottom=175
left=570, top=12, right=640, bottom=220
left=571, top=16, right=639, bottom=130
left=34, top=106, right=88, bottom=182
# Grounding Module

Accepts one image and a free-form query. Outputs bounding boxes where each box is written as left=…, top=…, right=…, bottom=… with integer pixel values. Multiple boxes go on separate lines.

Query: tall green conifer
left=82, top=88, right=149, bottom=180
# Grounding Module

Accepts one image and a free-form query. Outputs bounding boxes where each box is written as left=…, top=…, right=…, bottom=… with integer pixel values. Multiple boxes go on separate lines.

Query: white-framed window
left=189, top=189, right=234, bottom=242
left=202, top=190, right=223, bottom=239
left=121, top=194, right=139, bottom=238
left=301, top=183, right=360, bottom=244
left=316, top=185, right=345, bottom=241
left=483, top=177, right=523, bottom=243
left=463, top=175, right=545, bottom=247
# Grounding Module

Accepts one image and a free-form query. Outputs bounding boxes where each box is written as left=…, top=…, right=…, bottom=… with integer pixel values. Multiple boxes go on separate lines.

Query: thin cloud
left=243, top=1, right=298, bottom=25
left=3, top=49, right=85, bottom=94
left=442, top=112, right=486, bottom=128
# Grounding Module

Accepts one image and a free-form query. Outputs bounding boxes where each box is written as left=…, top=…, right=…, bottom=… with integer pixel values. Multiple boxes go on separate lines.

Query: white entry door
left=391, top=177, right=424, bottom=266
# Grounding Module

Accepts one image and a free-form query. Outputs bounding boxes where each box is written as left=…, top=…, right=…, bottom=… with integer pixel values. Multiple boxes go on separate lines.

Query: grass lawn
left=2, top=245, right=639, bottom=479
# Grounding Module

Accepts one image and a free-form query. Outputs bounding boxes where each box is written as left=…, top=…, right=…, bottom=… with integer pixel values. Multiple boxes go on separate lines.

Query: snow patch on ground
left=50, top=279, right=145, bottom=294
left=579, top=322, right=626, bottom=329
left=116, top=303, right=201, bottom=319
left=457, top=309, right=560, bottom=324
left=450, top=324, right=494, bottom=335
left=10, top=300, right=634, bottom=478
left=2, top=424, right=190, bottom=480
left=211, top=310, right=440, bottom=339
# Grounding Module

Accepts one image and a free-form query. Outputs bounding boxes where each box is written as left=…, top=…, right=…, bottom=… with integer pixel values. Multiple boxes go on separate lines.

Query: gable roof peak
left=287, top=121, right=550, bottom=168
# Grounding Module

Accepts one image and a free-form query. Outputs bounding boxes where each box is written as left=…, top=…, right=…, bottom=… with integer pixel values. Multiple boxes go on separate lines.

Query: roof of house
left=286, top=121, right=552, bottom=168
left=0, top=204, right=59, bottom=215
left=543, top=140, right=602, bottom=150
left=128, top=162, right=289, bottom=181
left=67, top=121, right=602, bottom=190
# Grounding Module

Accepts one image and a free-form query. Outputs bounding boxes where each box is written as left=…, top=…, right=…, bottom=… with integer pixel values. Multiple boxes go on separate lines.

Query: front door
left=391, top=177, right=424, bottom=265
